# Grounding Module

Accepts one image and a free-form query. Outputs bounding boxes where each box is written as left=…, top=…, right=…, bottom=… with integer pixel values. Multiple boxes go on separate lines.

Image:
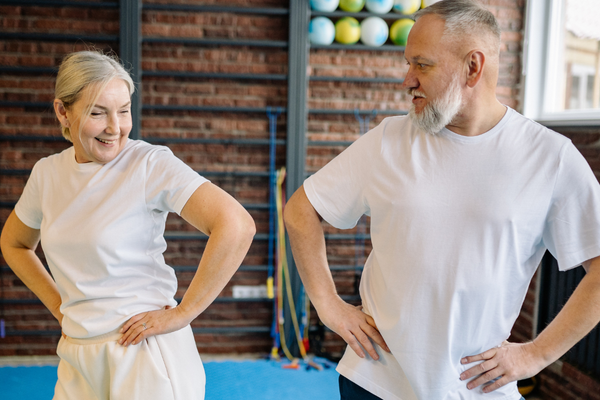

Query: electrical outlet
left=232, top=285, right=268, bottom=299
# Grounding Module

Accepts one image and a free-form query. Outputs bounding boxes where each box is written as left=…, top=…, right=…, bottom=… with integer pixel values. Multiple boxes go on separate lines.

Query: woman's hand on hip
left=118, top=306, right=190, bottom=346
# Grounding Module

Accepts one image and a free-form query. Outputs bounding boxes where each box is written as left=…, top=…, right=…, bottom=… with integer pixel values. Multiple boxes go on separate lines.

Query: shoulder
left=115, top=139, right=178, bottom=166
left=502, top=108, right=571, bottom=149
left=29, top=146, right=75, bottom=174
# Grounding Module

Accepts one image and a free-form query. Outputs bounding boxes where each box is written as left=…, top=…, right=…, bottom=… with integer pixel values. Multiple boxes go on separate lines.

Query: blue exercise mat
left=1, top=359, right=340, bottom=400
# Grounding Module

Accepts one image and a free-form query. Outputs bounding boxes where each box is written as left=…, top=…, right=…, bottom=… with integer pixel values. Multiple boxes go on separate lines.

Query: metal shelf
left=143, top=4, right=288, bottom=16
left=310, top=76, right=404, bottom=84
left=0, top=66, right=57, bottom=74
left=143, top=105, right=287, bottom=113
left=145, top=137, right=285, bottom=146
left=143, top=37, right=287, bottom=48
left=310, top=43, right=405, bottom=51
left=310, top=10, right=415, bottom=20
left=0, top=32, right=118, bottom=42
left=0, top=0, right=117, bottom=7
left=309, top=108, right=406, bottom=115
left=142, top=71, right=287, bottom=81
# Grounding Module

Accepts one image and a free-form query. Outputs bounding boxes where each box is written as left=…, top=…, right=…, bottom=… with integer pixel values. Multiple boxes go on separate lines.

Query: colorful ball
left=392, top=0, right=420, bottom=14
left=389, top=18, right=414, bottom=46
left=360, top=17, right=389, bottom=47
left=421, top=0, right=442, bottom=7
left=335, top=17, right=361, bottom=44
left=365, top=0, right=394, bottom=14
left=339, top=0, right=365, bottom=12
left=309, top=17, right=336, bottom=45
left=310, top=0, right=340, bottom=12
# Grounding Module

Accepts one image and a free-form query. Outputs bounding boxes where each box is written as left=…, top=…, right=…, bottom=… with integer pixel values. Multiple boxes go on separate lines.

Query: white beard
left=408, top=75, right=463, bottom=135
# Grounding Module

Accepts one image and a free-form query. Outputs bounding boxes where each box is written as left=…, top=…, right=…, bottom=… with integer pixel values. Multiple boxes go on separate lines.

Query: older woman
left=0, top=51, right=255, bottom=399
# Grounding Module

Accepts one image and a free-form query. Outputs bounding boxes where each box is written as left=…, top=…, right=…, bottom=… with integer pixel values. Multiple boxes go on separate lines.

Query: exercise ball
left=335, top=17, right=361, bottom=44
left=360, top=17, right=389, bottom=47
left=309, top=17, right=336, bottom=45
left=389, top=18, right=414, bottom=46
left=421, top=0, right=442, bottom=7
left=339, top=0, right=365, bottom=12
left=365, top=0, right=394, bottom=14
left=392, top=0, right=420, bottom=14
left=310, top=0, right=339, bottom=12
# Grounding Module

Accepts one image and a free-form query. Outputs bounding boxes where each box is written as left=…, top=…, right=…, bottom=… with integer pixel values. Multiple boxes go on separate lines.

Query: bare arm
left=284, top=186, right=389, bottom=359
left=461, top=255, right=600, bottom=392
left=0, top=211, right=63, bottom=325
left=119, top=182, right=256, bottom=345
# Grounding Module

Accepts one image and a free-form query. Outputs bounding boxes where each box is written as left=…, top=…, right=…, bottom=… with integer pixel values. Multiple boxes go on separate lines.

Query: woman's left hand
left=118, top=305, right=191, bottom=346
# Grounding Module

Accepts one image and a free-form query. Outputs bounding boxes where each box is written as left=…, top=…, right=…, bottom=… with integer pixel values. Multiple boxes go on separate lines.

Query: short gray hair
left=415, top=0, right=500, bottom=52
left=55, top=50, right=135, bottom=142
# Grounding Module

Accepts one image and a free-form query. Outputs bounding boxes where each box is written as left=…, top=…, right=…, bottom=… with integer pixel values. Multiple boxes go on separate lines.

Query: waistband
left=65, top=327, right=123, bottom=345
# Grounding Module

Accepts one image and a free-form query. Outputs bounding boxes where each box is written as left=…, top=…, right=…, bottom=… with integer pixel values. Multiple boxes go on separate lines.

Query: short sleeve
left=145, top=147, right=208, bottom=215
left=14, top=161, right=44, bottom=229
left=543, top=142, right=600, bottom=270
left=304, top=122, right=384, bottom=229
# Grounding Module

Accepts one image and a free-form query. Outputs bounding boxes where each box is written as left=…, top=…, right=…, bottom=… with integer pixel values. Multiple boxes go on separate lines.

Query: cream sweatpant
left=53, top=324, right=205, bottom=400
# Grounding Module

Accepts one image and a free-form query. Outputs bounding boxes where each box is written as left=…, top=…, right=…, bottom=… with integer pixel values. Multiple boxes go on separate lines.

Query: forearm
left=3, top=247, right=62, bottom=323
left=177, top=215, right=255, bottom=321
left=284, top=187, right=339, bottom=311
left=532, top=261, right=600, bottom=365
left=1, top=211, right=63, bottom=324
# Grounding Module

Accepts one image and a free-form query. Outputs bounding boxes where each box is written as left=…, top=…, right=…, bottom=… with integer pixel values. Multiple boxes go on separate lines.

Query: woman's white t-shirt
left=16, top=139, right=207, bottom=339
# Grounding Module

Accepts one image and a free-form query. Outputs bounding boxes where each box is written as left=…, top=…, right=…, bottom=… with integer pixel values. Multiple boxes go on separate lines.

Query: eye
left=90, top=112, right=103, bottom=116
left=119, top=109, right=130, bottom=114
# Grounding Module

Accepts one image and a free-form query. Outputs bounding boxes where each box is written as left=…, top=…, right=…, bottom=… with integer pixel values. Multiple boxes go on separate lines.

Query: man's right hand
left=317, top=296, right=390, bottom=360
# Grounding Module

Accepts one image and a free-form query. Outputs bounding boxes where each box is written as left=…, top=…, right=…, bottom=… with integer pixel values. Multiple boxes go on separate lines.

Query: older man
left=284, top=1, right=600, bottom=399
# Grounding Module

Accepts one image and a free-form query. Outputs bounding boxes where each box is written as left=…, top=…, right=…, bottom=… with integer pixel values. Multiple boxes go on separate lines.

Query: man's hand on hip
left=459, top=341, right=546, bottom=393
left=318, top=297, right=390, bottom=360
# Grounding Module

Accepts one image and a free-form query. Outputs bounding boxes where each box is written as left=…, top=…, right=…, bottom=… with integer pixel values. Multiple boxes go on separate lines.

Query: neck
left=445, top=95, right=506, bottom=137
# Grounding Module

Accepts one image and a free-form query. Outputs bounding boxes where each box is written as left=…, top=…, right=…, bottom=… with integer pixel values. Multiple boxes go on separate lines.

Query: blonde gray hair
left=415, top=0, right=501, bottom=54
left=55, top=51, right=135, bottom=142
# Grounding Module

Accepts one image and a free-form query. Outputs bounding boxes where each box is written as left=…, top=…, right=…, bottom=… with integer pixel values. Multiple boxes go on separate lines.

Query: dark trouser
left=339, top=375, right=382, bottom=400
left=339, top=375, right=526, bottom=400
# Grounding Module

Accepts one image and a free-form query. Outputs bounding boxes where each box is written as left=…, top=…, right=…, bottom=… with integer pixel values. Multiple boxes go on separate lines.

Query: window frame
left=521, top=0, right=600, bottom=127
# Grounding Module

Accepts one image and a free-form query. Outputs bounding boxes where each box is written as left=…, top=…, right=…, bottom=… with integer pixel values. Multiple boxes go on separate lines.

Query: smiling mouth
left=95, top=137, right=116, bottom=144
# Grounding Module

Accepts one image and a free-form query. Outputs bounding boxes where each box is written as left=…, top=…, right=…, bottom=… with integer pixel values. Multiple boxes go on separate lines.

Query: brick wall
left=3, top=1, right=600, bottom=398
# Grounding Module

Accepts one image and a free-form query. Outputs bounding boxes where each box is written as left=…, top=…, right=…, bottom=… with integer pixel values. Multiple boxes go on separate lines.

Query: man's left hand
left=459, top=341, right=546, bottom=393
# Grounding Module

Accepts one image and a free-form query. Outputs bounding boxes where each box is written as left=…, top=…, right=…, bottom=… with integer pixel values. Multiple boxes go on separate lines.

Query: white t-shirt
left=304, top=107, right=600, bottom=400
left=15, top=140, right=207, bottom=339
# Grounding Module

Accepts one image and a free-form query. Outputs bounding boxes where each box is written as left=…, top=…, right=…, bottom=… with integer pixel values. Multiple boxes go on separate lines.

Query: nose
left=105, top=112, right=121, bottom=135
left=402, top=65, right=418, bottom=92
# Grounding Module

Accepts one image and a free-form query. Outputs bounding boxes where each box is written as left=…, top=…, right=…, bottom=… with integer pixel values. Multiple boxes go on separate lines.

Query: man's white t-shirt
left=15, top=140, right=207, bottom=339
left=304, top=108, right=600, bottom=400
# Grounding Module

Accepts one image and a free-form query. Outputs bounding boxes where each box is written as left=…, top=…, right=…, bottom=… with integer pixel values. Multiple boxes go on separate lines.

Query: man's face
left=402, top=15, right=464, bottom=134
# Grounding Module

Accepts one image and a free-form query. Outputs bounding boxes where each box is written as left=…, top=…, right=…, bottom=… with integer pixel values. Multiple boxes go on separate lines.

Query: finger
left=465, top=368, right=502, bottom=390
left=482, top=376, right=510, bottom=393
left=364, top=316, right=390, bottom=352
left=120, top=321, right=148, bottom=346
left=461, top=348, right=497, bottom=364
left=352, top=329, right=380, bottom=361
left=460, top=359, right=498, bottom=380
left=120, top=313, right=145, bottom=334
left=343, top=333, right=366, bottom=359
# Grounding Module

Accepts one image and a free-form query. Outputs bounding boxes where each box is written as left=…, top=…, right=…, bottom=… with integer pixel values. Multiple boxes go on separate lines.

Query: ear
left=465, top=50, right=485, bottom=88
left=54, top=99, right=70, bottom=127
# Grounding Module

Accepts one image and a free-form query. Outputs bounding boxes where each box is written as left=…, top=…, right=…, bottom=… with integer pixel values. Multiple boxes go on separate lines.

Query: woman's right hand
left=118, top=305, right=189, bottom=346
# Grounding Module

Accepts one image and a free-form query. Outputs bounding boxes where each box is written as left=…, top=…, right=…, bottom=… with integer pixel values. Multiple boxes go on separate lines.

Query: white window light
left=522, top=0, right=600, bottom=126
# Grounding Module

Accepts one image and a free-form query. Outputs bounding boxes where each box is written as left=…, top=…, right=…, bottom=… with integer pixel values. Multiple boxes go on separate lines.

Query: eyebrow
left=92, top=101, right=131, bottom=110
left=405, top=56, right=436, bottom=64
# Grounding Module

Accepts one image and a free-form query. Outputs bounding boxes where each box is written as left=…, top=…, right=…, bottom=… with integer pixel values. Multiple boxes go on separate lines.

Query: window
left=522, top=0, right=600, bottom=126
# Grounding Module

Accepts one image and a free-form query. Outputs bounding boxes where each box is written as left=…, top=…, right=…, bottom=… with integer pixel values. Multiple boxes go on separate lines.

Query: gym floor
left=0, top=355, right=340, bottom=400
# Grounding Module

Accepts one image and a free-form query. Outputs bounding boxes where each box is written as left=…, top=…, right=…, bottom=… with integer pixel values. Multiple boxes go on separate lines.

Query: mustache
left=407, top=88, right=427, bottom=98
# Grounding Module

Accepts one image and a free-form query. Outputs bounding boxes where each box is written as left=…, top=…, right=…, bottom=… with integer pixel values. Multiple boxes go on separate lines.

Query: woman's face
left=62, top=78, right=132, bottom=164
